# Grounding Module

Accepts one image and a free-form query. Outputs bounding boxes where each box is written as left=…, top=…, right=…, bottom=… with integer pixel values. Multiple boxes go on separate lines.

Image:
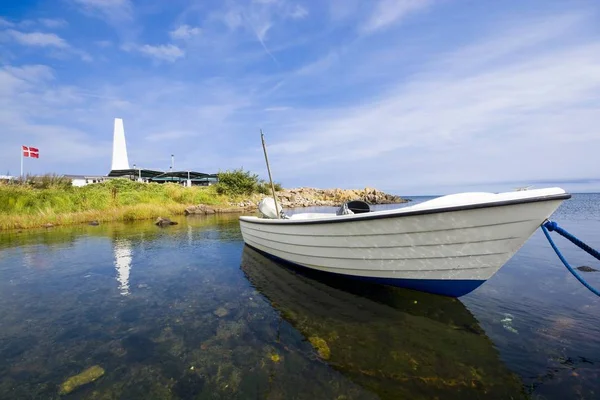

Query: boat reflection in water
left=241, top=246, right=527, bottom=400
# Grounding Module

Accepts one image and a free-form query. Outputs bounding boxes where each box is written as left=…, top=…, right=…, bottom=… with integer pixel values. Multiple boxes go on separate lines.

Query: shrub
left=257, top=180, right=282, bottom=195
left=216, top=169, right=260, bottom=196
left=215, top=169, right=283, bottom=196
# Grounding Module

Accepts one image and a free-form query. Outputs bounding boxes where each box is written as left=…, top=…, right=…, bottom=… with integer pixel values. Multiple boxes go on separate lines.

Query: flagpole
left=20, top=146, right=23, bottom=181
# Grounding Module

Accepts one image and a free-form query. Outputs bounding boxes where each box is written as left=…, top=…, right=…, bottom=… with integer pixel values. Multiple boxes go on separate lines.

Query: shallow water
left=0, top=194, right=598, bottom=399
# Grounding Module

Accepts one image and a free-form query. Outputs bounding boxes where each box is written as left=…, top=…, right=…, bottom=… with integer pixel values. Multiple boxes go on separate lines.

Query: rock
left=309, top=336, right=331, bottom=360
left=577, top=265, right=598, bottom=272
left=43, top=223, right=54, bottom=228
left=88, top=220, right=100, bottom=226
left=184, top=204, right=216, bottom=215
left=213, top=307, right=229, bottom=317
left=155, top=217, right=178, bottom=227
left=59, top=365, right=105, bottom=395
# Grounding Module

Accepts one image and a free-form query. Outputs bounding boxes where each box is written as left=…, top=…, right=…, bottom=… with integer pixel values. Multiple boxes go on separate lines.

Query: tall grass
left=0, top=179, right=231, bottom=230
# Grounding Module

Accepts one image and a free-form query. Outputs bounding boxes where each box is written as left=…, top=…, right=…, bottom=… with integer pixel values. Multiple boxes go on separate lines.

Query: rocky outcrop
left=273, top=187, right=407, bottom=208
left=185, top=187, right=407, bottom=215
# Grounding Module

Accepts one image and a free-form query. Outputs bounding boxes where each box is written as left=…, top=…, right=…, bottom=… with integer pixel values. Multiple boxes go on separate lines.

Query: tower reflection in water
left=113, top=238, right=132, bottom=296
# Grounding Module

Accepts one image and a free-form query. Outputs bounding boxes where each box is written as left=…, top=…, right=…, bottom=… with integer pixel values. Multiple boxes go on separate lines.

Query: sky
left=1, top=0, right=599, bottom=195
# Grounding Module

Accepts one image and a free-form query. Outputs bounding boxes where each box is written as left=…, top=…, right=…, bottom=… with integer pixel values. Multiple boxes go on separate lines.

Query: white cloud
left=7, top=30, right=69, bottom=48
left=138, top=44, right=185, bottom=62
left=3, top=65, right=55, bottom=84
left=214, top=0, right=309, bottom=63
left=95, top=40, right=112, bottom=47
left=329, top=0, right=359, bottom=21
left=361, top=0, right=432, bottom=34
left=38, top=18, right=68, bottom=28
left=71, top=0, right=133, bottom=23
left=289, top=5, right=308, bottom=19
left=146, top=130, right=195, bottom=142
left=264, top=106, right=291, bottom=111
left=0, top=17, right=15, bottom=27
left=169, top=24, right=201, bottom=40
left=222, top=10, right=244, bottom=30
left=263, top=13, right=600, bottom=193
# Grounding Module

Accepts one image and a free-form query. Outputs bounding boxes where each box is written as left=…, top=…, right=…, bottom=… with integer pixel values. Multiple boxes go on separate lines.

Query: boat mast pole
left=260, top=129, right=280, bottom=219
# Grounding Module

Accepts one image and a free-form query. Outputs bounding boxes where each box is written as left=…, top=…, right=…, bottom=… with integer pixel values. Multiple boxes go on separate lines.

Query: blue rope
left=541, top=220, right=600, bottom=297
left=544, top=221, right=600, bottom=261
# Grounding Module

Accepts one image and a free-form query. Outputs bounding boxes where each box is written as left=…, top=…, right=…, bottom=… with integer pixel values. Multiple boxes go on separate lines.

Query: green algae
left=309, top=336, right=331, bottom=360
left=59, top=365, right=105, bottom=395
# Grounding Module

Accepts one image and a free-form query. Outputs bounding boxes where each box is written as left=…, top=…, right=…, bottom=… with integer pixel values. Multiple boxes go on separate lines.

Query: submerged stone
left=155, top=217, right=178, bottom=226
left=59, top=365, right=105, bottom=395
left=309, top=336, right=331, bottom=360
left=214, top=307, right=229, bottom=317
left=577, top=265, right=598, bottom=272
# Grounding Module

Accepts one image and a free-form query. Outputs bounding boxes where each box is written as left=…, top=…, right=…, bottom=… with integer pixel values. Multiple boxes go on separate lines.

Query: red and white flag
left=22, top=146, right=39, bottom=159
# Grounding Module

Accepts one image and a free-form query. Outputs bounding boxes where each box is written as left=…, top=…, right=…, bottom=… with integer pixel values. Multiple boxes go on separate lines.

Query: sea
left=0, top=193, right=598, bottom=399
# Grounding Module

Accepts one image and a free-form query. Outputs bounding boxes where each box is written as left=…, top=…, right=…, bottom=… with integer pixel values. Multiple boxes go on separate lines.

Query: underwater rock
left=173, top=372, right=205, bottom=398
left=59, top=365, right=105, bottom=395
left=576, top=265, right=598, bottom=272
left=309, top=336, right=331, bottom=360
left=214, top=307, right=229, bottom=318
left=155, top=217, right=178, bottom=226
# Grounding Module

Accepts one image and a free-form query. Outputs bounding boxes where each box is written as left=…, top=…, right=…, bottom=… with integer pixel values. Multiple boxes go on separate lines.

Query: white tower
left=111, top=118, right=130, bottom=170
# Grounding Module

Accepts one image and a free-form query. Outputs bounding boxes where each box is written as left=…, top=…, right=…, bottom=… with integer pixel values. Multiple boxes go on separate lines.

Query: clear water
left=0, top=194, right=598, bottom=399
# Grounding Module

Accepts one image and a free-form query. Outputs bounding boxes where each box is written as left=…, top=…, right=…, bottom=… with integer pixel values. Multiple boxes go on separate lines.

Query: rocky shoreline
left=185, top=187, right=408, bottom=215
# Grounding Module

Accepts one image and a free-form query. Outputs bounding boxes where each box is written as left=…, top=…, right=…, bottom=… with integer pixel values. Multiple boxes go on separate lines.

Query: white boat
left=239, top=187, right=571, bottom=297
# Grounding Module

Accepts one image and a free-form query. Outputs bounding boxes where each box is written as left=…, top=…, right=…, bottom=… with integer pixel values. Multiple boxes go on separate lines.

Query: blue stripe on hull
left=346, top=275, right=485, bottom=297
left=245, top=244, right=486, bottom=297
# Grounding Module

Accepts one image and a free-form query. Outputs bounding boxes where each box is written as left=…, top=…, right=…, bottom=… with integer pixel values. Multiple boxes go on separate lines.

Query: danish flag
left=22, top=146, right=39, bottom=159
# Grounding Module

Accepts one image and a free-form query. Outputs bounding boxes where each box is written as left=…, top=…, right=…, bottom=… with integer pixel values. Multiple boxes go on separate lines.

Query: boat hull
left=245, top=244, right=486, bottom=296
left=239, top=189, right=570, bottom=297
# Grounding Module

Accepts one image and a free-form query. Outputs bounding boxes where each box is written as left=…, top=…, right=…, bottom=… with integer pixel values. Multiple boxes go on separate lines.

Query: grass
left=0, top=178, right=234, bottom=230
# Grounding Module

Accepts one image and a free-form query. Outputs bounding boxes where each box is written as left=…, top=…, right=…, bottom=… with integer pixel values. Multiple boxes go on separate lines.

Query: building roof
left=108, top=169, right=165, bottom=178
left=152, top=171, right=218, bottom=180
left=62, top=174, right=111, bottom=179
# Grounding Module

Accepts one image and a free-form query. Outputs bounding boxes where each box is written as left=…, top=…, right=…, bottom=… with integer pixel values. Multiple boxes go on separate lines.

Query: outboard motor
left=337, top=200, right=370, bottom=215
left=258, top=197, right=289, bottom=219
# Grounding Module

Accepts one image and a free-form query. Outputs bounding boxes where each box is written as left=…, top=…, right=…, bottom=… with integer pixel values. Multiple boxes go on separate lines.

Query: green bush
left=256, top=180, right=282, bottom=195
left=216, top=169, right=283, bottom=196
left=215, top=169, right=259, bottom=196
